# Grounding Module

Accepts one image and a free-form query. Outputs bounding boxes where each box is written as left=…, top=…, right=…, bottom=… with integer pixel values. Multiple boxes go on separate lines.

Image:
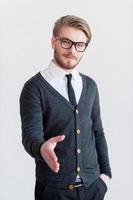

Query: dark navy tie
left=66, top=74, right=77, bottom=107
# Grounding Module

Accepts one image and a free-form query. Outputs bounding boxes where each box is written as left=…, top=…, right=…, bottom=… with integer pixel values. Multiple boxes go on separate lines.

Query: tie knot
left=66, top=74, right=72, bottom=81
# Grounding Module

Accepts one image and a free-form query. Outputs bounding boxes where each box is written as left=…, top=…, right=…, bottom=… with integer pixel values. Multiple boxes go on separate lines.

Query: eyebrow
left=58, top=36, right=87, bottom=44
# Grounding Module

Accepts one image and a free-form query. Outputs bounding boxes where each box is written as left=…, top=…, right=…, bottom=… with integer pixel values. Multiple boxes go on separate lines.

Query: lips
left=63, top=54, right=77, bottom=60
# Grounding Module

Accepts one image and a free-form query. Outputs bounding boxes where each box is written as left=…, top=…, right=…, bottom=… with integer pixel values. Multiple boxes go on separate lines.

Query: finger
left=45, top=150, right=59, bottom=168
left=48, top=148, right=58, bottom=162
left=45, top=153, right=60, bottom=172
left=51, top=135, right=65, bottom=143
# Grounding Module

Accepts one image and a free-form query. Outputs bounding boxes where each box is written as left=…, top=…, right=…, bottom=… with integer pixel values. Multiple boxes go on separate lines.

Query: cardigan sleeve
left=91, top=83, right=112, bottom=178
left=19, top=80, right=44, bottom=160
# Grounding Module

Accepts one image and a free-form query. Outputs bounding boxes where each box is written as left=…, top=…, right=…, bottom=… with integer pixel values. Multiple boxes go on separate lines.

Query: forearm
left=92, top=83, right=112, bottom=178
left=94, top=131, right=112, bottom=178
left=22, top=132, right=44, bottom=159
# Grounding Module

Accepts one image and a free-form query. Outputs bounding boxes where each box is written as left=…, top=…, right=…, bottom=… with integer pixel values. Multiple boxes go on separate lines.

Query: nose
left=69, top=44, right=77, bottom=54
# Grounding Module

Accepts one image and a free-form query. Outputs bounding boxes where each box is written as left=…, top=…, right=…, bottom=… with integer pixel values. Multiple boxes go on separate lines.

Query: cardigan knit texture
left=20, top=72, right=112, bottom=188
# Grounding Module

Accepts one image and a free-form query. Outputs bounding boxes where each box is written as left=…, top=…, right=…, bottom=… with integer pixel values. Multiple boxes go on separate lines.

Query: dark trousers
left=35, top=178, right=107, bottom=200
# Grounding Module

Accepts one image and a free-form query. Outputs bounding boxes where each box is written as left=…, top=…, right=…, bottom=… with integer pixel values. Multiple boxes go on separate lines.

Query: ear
left=51, top=36, right=56, bottom=49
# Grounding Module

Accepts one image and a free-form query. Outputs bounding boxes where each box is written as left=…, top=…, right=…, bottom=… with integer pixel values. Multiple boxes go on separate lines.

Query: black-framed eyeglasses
left=56, top=36, right=88, bottom=52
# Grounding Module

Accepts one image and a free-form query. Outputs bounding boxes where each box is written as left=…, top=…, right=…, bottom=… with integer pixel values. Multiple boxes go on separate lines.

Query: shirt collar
left=48, top=60, right=81, bottom=82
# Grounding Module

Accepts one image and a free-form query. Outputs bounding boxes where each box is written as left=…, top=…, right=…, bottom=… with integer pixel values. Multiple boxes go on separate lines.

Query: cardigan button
left=76, top=129, right=80, bottom=134
left=77, top=148, right=81, bottom=154
left=77, top=166, right=80, bottom=172
left=75, top=108, right=79, bottom=114
left=68, top=184, right=74, bottom=190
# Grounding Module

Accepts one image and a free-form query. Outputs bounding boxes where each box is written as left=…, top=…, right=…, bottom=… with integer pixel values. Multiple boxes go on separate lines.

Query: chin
left=54, top=57, right=77, bottom=70
left=64, top=61, right=77, bottom=69
left=63, top=63, right=76, bottom=70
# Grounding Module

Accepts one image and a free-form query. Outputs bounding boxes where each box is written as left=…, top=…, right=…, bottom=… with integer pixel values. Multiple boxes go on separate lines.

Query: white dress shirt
left=40, top=60, right=83, bottom=104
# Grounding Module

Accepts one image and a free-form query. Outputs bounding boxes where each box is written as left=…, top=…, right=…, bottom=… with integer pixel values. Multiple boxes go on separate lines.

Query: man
left=20, top=15, right=112, bottom=200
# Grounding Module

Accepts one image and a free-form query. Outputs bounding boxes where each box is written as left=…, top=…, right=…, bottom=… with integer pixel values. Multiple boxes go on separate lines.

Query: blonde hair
left=53, top=15, right=92, bottom=43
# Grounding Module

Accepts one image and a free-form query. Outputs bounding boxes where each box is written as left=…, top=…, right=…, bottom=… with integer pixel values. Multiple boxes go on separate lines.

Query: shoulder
left=23, top=72, right=40, bottom=88
left=26, top=74, right=38, bottom=83
left=20, top=72, right=42, bottom=99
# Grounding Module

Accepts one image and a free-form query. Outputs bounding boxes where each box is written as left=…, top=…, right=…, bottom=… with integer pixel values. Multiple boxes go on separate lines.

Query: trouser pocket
left=96, top=177, right=108, bottom=199
left=99, top=177, right=108, bottom=191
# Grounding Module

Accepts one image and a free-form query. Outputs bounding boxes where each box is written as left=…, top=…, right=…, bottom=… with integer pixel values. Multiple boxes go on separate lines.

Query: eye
left=76, top=42, right=85, bottom=48
left=62, top=39, right=72, bottom=46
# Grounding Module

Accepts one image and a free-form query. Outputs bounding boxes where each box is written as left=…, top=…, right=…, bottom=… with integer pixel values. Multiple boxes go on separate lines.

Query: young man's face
left=51, top=26, right=88, bottom=70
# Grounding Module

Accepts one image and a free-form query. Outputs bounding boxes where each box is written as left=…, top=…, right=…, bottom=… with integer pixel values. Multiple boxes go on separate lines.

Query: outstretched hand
left=40, top=135, right=65, bottom=173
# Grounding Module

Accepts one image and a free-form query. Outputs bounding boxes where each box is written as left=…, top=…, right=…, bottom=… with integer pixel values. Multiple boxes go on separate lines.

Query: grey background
left=0, top=0, right=132, bottom=199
